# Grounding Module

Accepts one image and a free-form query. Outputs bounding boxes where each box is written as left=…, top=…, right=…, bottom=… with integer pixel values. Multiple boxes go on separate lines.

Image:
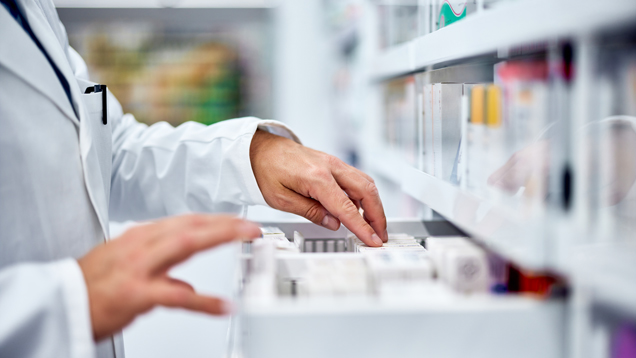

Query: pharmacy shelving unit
left=356, top=0, right=636, bottom=357
left=365, top=0, right=636, bottom=267
left=233, top=0, right=636, bottom=357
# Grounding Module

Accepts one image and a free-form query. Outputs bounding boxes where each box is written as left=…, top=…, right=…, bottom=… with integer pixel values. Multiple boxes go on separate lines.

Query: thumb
left=276, top=188, right=341, bottom=231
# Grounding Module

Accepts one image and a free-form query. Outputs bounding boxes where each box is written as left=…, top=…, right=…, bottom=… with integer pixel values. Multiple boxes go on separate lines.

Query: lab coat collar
left=20, top=0, right=84, bottom=125
left=0, top=7, right=78, bottom=126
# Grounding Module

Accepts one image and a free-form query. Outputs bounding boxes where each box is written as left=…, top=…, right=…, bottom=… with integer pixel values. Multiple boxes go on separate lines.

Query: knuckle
left=325, top=154, right=341, bottom=168
left=187, top=214, right=206, bottom=227
left=365, top=181, right=379, bottom=197
left=340, top=198, right=359, bottom=215
left=308, top=166, right=331, bottom=183
left=177, top=232, right=196, bottom=253
left=169, top=288, right=191, bottom=307
left=270, top=191, right=292, bottom=209
left=304, top=203, right=324, bottom=223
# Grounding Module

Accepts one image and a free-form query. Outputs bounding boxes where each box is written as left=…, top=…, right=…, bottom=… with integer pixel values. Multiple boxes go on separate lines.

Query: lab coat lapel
left=19, top=0, right=83, bottom=123
left=0, top=8, right=77, bottom=126
left=16, top=0, right=111, bottom=240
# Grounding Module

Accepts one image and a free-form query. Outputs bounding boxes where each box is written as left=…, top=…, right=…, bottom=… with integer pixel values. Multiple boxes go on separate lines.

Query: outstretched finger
left=309, top=177, right=383, bottom=247
left=330, top=165, right=387, bottom=242
left=267, top=185, right=341, bottom=231
left=148, top=215, right=260, bottom=272
left=151, top=282, right=231, bottom=315
left=164, top=277, right=195, bottom=292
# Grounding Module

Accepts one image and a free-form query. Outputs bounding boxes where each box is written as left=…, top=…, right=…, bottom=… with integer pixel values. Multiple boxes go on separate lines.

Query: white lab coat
left=0, top=1, right=297, bottom=357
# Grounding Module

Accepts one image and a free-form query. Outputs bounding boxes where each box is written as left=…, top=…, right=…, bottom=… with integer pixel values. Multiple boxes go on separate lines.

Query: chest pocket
left=77, top=78, right=113, bottom=208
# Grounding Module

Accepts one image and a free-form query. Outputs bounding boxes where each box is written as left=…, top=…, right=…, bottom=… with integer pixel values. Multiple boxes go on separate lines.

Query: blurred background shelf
left=373, top=0, right=636, bottom=79
left=360, top=0, right=636, bottom=324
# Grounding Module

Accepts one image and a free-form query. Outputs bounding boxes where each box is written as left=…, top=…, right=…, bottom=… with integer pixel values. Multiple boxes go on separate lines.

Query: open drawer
left=234, top=220, right=567, bottom=358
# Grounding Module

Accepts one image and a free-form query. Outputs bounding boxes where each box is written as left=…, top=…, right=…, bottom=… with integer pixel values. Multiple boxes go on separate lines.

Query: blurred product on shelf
left=465, top=83, right=486, bottom=192
left=376, top=0, right=522, bottom=44
left=348, top=233, right=425, bottom=252
left=277, top=255, right=369, bottom=297
left=433, top=0, right=477, bottom=31
left=384, top=76, right=418, bottom=164
left=426, top=236, right=489, bottom=293
left=261, top=227, right=299, bottom=252
left=365, top=250, right=434, bottom=296
left=422, top=82, right=462, bottom=182
left=487, top=252, right=509, bottom=293
left=258, top=230, right=561, bottom=299
left=293, top=231, right=305, bottom=252
left=463, top=59, right=553, bottom=209
left=245, top=238, right=277, bottom=302
left=378, top=1, right=419, bottom=49
left=613, top=323, right=636, bottom=358
left=506, top=266, right=562, bottom=298
left=591, top=50, right=636, bottom=241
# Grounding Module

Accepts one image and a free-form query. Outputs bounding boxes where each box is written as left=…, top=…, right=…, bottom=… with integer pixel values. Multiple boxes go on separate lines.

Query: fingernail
left=321, top=214, right=338, bottom=231
left=221, top=301, right=235, bottom=315
left=383, top=230, right=389, bottom=242
left=371, top=234, right=383, bottom=246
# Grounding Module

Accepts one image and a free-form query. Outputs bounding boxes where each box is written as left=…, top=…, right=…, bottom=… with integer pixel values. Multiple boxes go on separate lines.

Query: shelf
left=363, top=145, right=549, bottom=270
left=373, top=0, right=636, bottom=79
left=363, top=145, right=636, bottom=314
left=373, top=41, right=414, bottom=80
left=570, top=244, right=636, bottom=318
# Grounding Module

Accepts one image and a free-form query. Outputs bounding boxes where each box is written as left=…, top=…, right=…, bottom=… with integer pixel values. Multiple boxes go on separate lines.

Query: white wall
left=272, top=0, right=338, bottom=156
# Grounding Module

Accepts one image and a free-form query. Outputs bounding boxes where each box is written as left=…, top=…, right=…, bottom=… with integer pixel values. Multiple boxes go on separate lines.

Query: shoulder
left=22, top=0, right=71, bottom=59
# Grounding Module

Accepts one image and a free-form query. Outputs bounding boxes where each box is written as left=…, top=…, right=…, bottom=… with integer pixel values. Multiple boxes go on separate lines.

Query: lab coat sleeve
left=108, top=113, right=300, bottom=221
left=0, top=259, right=95, bottom=358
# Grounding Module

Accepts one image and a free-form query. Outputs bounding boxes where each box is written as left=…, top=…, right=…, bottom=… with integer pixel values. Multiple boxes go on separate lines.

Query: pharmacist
left=0, top=0, right=388, bottom=357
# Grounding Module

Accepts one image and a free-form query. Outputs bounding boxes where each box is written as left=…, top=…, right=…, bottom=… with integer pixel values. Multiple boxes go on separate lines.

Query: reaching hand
left=78, top=214, right=261, bottom=341
left=487, top=140, right=550, bottom=198
left=250, top=129, right=388, bottom=247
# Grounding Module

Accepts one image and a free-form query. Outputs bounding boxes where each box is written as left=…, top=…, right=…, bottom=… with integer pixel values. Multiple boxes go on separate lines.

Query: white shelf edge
left=373, top=41, right=413, bottom=80
left=570, top=244, right=636, bottom=317
left=364, top=146, right=548, bottom=270
left=373, top=0, right=636, bottom=79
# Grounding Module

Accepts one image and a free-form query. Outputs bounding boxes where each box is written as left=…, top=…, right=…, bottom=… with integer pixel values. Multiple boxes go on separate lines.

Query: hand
left=487, top=140, right=550, bottom=198
left=250, top=130, right=388, bottom=247
left=78, top=214, right=261, bottom=341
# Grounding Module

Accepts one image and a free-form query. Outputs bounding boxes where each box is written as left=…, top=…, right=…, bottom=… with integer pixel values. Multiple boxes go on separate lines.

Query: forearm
left=109, top=116, right=298, bottom=221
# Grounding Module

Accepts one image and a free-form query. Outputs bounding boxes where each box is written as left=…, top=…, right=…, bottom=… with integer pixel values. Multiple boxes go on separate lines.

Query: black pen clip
left=84, top=84, right=108, bottom=125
